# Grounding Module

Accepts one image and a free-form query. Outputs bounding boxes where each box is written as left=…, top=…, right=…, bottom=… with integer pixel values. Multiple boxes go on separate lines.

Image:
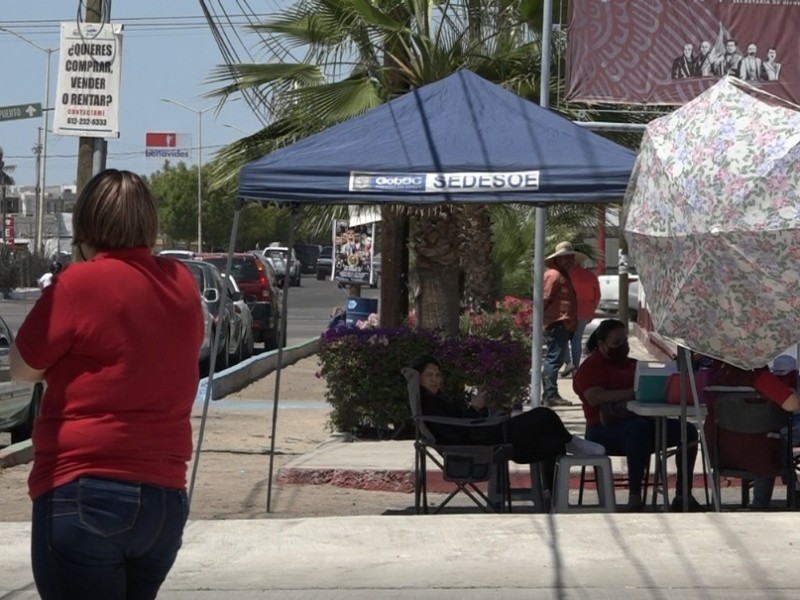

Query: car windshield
left=203, top=257, right=258, bottom=282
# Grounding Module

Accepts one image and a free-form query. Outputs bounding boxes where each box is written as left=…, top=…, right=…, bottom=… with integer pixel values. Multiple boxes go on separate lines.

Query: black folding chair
left=401, top=367, right=512, bottom=514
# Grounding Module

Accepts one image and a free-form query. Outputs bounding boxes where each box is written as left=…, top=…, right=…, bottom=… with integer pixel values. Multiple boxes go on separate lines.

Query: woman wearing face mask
left=573, top=319, right=700, bottom=512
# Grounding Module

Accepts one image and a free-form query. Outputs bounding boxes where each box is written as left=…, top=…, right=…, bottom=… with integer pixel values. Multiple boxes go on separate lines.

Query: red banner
left=566, top=0, right=800, bottom=106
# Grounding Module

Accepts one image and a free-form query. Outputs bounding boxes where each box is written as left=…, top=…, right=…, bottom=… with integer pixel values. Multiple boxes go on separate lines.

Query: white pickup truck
left=597, top=272, right=639, bottom=318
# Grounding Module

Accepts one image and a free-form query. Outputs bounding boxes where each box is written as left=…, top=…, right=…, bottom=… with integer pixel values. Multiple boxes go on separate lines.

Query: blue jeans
left=570, top=318, right=590, bottom=367
left=32, top=477, right=189, bottom=600
left=587, top=416, right=698, bottom=497
left=542, top=323, right=571, bottom=398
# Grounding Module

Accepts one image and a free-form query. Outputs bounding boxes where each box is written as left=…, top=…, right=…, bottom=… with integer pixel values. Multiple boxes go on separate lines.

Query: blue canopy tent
left=193, top=70, right=636, bottom=511
left=238, top=70, right=634, bottom=204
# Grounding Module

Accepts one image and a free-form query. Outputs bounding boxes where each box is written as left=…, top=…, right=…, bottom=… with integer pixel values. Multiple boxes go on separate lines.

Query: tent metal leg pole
left=530, top=0, right=553, bottom=407
left=188, top=206, right=243, bottom=507
left=530, top=207, right=546, bottom=406
left=266, top=204, right=298, bottom=512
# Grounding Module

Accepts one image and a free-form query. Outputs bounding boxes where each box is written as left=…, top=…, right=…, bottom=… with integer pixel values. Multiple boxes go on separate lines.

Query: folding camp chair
left=401, top=367, right=512, bottom=514
left=712, top=392, right=796, bottom=509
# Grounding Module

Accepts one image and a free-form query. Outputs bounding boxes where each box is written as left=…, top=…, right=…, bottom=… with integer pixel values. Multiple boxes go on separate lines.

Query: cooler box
left=634, top=361, right=678, bottom=403
left=345, top=297, right=378, bottom=327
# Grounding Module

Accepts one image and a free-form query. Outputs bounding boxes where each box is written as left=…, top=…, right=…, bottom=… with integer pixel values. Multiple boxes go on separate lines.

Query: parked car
left=196, top=253, right=284, bottom=351
left=316, top=246, right=333, bottom=280
left=226, top=275, right=255, bottom=361
left=0, top=315, right=43, bottom=443
left=598, top=271, right=640, bottom=318
left=263, top=246, right=302, bottom=287
left=182, top=259, right=240, bottom=370
left=294, top=243, right=322, bottom=274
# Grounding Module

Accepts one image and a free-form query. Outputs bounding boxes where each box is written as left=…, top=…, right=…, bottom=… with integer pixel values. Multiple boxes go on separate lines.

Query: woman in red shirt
left=11, top=169, right=204, bottom=600
left=573, top=319, right=700, bottom=512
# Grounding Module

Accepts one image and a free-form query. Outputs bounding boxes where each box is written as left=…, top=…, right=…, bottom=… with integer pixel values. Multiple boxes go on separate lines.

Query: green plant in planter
left=318, top=326, right=531, bottom=438
left=318, top=327, right=436, bottom=438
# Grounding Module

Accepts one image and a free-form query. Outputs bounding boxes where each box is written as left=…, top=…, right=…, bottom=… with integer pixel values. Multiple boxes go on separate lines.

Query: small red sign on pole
left=146, top=132, right=178, bottom=147
left=4, top=216, right=15, bottom=247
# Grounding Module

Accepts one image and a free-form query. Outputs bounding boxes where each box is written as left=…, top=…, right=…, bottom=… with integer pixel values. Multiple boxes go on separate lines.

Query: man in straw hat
left=542, top=241, right=580, bottom=406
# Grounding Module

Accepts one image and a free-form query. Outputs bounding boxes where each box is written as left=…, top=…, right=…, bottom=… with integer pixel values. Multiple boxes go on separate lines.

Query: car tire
left=264, top=327, right=279, bottom=351
left=316, top=271, right=324, bottom=281
left=10, top=383, right=43, bottom=444
left=216, top=335, right=229, bottom=371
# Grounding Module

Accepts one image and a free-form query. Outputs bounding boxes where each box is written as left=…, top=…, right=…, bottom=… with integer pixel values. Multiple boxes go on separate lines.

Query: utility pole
left=33, top=135, right=43, bottom=245
left=75, top=0, right=107, bottom=195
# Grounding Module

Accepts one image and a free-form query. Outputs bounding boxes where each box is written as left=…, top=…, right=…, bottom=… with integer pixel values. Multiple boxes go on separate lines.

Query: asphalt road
left=0, top=277, right=381, bottom=345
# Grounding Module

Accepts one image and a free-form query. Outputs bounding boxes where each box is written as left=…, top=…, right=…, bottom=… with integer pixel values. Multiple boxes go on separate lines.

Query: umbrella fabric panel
left=625, top=79, right=800, bottom=237
left=630, top=230, right=800, bottom=369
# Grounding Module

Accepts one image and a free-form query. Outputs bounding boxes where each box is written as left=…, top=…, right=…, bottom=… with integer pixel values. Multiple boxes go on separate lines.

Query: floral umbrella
left=623, top=77, right=800, bottom=369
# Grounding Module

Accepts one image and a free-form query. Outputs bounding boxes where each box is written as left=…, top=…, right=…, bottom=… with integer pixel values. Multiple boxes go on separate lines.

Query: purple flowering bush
left=318, top=326, right=530, bottom=438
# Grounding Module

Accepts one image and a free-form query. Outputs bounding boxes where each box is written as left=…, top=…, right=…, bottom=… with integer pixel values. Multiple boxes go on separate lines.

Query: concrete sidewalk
left=3, top=514, right=798, bottom=598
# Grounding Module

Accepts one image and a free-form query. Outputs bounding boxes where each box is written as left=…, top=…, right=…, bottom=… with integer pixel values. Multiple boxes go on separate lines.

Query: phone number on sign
left=66, top=117, right=107, bottom=126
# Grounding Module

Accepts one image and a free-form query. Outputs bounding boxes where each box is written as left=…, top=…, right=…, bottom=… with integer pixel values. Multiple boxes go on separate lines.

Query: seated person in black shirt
left=412, top=354, right=603, bottom=497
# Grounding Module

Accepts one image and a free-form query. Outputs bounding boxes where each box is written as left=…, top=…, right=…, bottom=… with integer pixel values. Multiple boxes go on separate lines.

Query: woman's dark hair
left=410, top=354, right=440, bottom=373
left=586, top=319, right=626, bottom=353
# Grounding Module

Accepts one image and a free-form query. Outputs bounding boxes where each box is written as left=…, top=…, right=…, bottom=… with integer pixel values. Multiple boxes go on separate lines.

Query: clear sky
left=1, top=1, right=276, bottom=188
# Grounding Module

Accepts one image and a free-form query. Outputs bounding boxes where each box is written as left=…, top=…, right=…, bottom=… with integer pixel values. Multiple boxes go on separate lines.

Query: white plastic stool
left=552, top=455, right=616, bottom=513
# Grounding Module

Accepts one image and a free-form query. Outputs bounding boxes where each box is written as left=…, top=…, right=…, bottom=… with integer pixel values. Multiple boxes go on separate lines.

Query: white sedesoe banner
left=53, top=22, right=123, bottom=138
left=348, top=170, right=540, bottom=193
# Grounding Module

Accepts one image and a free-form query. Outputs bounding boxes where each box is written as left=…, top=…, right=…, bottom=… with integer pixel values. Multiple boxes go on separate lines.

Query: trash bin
left=345, top=298, right=378, bottom=327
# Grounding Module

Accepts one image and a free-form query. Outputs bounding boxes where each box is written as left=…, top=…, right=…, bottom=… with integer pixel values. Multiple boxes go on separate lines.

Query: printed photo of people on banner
left=566, top=0, right=799, bottom=106
left=332, top=220, right=375, bottom=286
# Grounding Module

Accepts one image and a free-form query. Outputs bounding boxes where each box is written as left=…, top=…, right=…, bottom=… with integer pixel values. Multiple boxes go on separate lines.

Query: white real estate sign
left=53, top=22, right=124, bottom=138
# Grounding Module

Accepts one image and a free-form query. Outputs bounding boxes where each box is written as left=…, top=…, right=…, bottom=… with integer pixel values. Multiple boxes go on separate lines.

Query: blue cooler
left=345, top=298, right=378, bottom=327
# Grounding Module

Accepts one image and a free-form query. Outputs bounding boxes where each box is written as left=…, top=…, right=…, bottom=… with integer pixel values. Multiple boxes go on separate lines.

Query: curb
left=0, top=439, right=33, bottom=468
left=277, top=463, right=714, bottom=495
left=195, top=337, right=320, bottom=402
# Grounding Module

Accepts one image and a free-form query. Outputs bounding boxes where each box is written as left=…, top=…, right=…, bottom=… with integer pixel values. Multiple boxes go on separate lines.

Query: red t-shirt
left=703, top=366, right=792, bottom=476
left=569, top=265, right=601, bottom=320
left=15, top=248, right=204, bottom=499
left=573, top=351, right=637, bottom=426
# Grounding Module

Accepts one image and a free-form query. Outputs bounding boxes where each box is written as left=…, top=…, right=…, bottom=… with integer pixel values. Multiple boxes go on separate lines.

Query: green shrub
left=318, top=326, right=531, bottom=438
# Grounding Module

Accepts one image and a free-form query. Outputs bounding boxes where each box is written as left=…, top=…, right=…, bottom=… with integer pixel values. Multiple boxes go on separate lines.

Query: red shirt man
left=569, top=264, right=601, bottom=322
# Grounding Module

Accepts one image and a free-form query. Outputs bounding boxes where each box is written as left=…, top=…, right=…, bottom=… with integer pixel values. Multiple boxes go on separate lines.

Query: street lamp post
left=160, top=99, right=215, bottom=253
left=0, top=27, right=57, bottom=256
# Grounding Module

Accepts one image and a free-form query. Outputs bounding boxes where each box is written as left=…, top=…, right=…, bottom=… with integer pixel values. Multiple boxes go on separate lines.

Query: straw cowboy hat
left=545, top=241, right=587, bottom=266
